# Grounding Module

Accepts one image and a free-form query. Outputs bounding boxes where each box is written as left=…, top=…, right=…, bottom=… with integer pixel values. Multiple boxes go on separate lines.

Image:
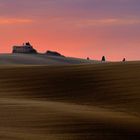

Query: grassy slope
left=0, top=62, right=139, bottom=139
left=0, top=54, right=97, bottom=65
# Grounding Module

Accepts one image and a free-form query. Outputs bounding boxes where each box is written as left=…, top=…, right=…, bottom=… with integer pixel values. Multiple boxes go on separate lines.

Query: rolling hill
left=0, top=62, right=139, bottom=139
left=0, top=53, right=99, bottom=65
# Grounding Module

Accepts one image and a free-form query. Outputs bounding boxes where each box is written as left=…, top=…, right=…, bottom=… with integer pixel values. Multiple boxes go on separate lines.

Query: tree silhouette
left=123, top=58, right=126, bottom=62
left=102, top=56, right=106, bottom=61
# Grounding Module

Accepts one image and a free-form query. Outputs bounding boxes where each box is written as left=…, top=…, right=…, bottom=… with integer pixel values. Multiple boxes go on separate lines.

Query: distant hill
left=0, top=53, right=100, bottom=65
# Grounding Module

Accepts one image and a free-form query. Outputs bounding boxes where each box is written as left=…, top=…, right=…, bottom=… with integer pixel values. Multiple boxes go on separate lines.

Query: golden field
left=0, top=62, right=139, bottom=139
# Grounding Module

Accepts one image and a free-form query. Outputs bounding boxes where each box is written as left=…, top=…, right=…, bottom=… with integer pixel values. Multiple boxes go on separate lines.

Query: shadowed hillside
left=0, top=62, right=139, bottom=139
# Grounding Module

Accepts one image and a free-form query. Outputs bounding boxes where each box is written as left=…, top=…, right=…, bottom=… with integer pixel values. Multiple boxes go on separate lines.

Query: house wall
left=13, top=45, right=37, bottom=53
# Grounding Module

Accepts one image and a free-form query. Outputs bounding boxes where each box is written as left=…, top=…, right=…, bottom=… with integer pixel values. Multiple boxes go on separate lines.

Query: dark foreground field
left=0, top=62, right=140, bottom=139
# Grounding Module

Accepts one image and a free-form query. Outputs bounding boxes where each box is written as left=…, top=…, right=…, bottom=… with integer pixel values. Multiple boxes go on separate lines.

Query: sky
left=0, top=0, right=140, bottom=61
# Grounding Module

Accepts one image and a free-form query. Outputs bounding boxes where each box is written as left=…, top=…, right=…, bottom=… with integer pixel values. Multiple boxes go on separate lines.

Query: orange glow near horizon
left=0, top=0, right=140, bottom=61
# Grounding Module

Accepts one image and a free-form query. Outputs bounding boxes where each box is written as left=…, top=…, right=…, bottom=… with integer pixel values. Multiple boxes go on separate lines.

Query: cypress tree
left=102, top=56, right=106, bottom=61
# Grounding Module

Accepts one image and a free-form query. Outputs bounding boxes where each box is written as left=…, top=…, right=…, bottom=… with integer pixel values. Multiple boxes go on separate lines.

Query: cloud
left=43, top=17, right=140, bottom=28
left=0, top=17, right=33, bottom=25
left=77, top=18, right=140, bottom=27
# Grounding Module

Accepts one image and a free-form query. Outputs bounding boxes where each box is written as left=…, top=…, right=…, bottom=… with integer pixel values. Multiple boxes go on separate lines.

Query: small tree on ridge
left=102, top=56, right=106, bottom=62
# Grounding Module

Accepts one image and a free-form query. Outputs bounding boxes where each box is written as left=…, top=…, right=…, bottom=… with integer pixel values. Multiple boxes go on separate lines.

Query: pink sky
left=0, top=0, right=140, bottom=61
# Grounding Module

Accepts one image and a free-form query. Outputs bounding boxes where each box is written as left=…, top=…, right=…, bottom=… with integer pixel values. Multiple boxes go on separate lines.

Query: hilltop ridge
left=0, top=53, right=100, bottom=65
